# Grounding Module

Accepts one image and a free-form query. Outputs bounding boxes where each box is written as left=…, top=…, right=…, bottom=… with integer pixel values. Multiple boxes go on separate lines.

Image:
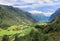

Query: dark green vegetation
left=0, top=5, right=37, bottom=28
left=0, top=5, right=60, bottom=41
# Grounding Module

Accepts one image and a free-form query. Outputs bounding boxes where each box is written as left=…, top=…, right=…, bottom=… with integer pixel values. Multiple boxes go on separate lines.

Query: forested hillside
left=0, top=5, right=37, bottom=28
left=0, top=13, right=60, bottom=41
left=0, top=5, right=60, bottom=41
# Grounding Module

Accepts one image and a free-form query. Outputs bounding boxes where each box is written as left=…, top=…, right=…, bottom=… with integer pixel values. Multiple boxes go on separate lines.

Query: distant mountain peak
left=49, top=8, right=60, bottom=22
left=30, top=8, right=60, bottom=22
left=28, top=10, right=52, bottom=17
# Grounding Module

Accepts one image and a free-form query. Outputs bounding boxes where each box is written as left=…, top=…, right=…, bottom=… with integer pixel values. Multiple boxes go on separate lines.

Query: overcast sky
left=0, top=0, right=60, bottom=17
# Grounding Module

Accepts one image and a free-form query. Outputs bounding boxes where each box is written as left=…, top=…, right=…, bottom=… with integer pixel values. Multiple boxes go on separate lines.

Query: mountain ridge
left=0, top=5, right=37, bottom=27
left=31, top=8, right=60, bottom=22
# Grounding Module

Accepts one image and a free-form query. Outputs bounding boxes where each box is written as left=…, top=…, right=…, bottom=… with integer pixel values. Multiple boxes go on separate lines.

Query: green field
left=0, top=5, right=60, bottom=41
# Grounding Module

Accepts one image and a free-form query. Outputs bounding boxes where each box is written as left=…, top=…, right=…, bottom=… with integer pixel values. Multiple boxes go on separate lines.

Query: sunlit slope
left=0, top=5, right=36, bottom=27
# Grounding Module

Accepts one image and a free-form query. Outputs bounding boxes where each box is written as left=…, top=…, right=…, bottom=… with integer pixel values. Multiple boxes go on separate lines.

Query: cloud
left=0, top=0, right=59, bottom=17
left=13, top=5, right=31, bottom=8
left=20, top=0, right=60, bottom=6
left=20, top=0, right=35, bottom=3
left=0, top=0, right=17, bottom=5
left=0, top=0, right=60, bottom=9
left=28, top=10, right=52, bottom=17
left=44, top=12, right=52, bottom=17
left=28, top=10, right=43, bottom=14
left=12, top=0, right=60, bottom=9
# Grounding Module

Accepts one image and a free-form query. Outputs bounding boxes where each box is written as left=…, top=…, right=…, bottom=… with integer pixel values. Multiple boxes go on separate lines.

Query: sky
left=0, top=0, right=60, bottom=17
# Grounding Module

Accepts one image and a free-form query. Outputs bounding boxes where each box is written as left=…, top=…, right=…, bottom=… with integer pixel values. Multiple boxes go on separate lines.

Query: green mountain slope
left=54, top=15, right=60, bottom=23
left=0, top=5, right=36, bottom=27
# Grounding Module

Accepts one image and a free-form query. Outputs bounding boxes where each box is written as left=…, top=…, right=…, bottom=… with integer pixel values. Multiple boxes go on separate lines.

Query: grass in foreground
left=0, top=24, right=34, bottom=37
